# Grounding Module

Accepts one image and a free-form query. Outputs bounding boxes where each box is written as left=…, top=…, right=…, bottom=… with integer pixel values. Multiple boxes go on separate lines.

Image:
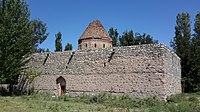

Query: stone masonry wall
left=29, top=44, right=181, bottom=99
left=162, top=46, right=181, bottom=98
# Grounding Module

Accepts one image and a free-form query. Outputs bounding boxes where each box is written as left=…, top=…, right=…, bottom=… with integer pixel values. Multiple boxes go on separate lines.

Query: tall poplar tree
left=55, top=32, right=62, bottom=52
left=171, top=13, right=192, bottom=92
left=190, top=12, right=200, bottom=91
left=194, top=12, right=200, bottom=45
left=108, top=27, right=119, bottom=47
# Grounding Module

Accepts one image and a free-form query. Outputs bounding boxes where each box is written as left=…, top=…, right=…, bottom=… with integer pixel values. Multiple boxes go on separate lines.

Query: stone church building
left=29, top=20, right=181, bottom=99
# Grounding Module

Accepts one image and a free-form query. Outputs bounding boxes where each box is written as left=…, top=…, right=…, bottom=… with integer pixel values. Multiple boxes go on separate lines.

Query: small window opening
left=86, top=43, right=87, bottom=48
left=103, top=44, right=105, bottom=48
left=94, top=43, right=97, bottom=48
left=103, top=63, right=106, bottom=67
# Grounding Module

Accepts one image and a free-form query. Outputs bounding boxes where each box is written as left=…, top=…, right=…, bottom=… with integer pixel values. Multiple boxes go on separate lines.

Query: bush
left=188, top=96, right=198, bottom=102
left=167, top=94, right=186, bottom=103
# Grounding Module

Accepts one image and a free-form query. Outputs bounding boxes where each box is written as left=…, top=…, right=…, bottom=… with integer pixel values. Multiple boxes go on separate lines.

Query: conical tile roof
left=79, top=20, right=112, bottom=42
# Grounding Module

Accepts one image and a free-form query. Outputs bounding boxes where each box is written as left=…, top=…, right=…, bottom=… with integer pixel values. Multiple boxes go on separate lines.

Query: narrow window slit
left=43, top=54, right=49, bottom=65
left=67, top=51, right=75, bottom=65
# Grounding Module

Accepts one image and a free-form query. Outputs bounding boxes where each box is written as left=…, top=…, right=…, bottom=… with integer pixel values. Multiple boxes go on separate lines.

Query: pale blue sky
left=27, top=0, right=200, bottom=51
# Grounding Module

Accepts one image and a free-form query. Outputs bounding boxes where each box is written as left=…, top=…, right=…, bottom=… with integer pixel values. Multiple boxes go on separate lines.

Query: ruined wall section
left=30, top=44, right=181, bottom=99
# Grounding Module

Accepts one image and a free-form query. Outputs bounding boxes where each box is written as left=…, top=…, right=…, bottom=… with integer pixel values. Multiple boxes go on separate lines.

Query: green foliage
left=119, top=30, right=134, bottom=46
left=31, top=19, right=49, bottom=52
left=191, top=12, right=200, bottom=92
left=25, top=68, right=42, bottom=94
left=55, top=32, right=62, bottom=52
left=171, top=12, right=200, bottom=92
left=25, top=68, right=42, bottom=83
left=88, top=92, right=110, bottom=103
left=108, top=27, right=119, bottom=47
left=36, top=48, right=50, bottom=53
left=0, top=0, right=34, bottom=84
left=167, top=94, right=187, bottom=103
left=1, top=92, right=200, bottom=112
left=45, top=48, right=50, bottom=52
left=64, top=43, right=73, bottom=51
left=161, top=93, right=200, bottom=112
left=135, top=33, right=158, bottom=45
left=0, top=0, right=48, bottom=84
left=108, top=27, right=158, bottom=47
left=0, top=95, right=138, bottom=112
left=194, top=12, right=200, bottom=39
left=171, top=12, right=191, bottom=92
left=119, top=30, right=158, bottom=46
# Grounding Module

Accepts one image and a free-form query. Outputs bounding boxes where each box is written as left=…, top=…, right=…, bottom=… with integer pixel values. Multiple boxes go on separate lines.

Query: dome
left=78, top=20, right=112, bottom=50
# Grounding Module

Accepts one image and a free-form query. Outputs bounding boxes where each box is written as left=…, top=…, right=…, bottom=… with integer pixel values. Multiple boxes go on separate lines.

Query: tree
left=119, top=30, right=134, bottom=46
left=0, top=0, right=48, bottom=85
left=31, top=19, right=49, bottom=52
left=193, top=12, right=200, bottom=45
left=190, top=12, right=200, bottom=91
left=119, top=31, right=158, bottom=46
left=45, top=48, right=50, bottom=52
left=135, top=33, right=158, bottom=45
left=36, top=48, right=45, bottom=53
left=36, top=48, right=50, bottom=53
left=171, top=13, right=192, bottom=92
left=55, top=32, right=62, bottom=52
left=0, top=0, right=34, bottom=84
left=64, top=43, right=73, bottom=51
left=108, top=27, right=119, bottom=47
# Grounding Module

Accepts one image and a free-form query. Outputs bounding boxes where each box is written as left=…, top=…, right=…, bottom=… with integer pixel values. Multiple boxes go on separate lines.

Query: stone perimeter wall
left=29, top=44, right=181, bottom=99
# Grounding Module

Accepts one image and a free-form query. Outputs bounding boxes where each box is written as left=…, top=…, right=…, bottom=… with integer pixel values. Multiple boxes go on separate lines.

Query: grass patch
left=0, top=92, right=200, bottom=112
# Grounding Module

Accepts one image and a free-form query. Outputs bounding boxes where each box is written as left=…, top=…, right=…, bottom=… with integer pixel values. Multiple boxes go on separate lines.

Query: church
left=27, top=20, right=181, bottom=100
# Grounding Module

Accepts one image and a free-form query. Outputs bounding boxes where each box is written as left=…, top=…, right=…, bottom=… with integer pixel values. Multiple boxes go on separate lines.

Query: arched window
left=103, top=44, right=105, bottom=48
left=85, top=43, right=87, bottom=48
